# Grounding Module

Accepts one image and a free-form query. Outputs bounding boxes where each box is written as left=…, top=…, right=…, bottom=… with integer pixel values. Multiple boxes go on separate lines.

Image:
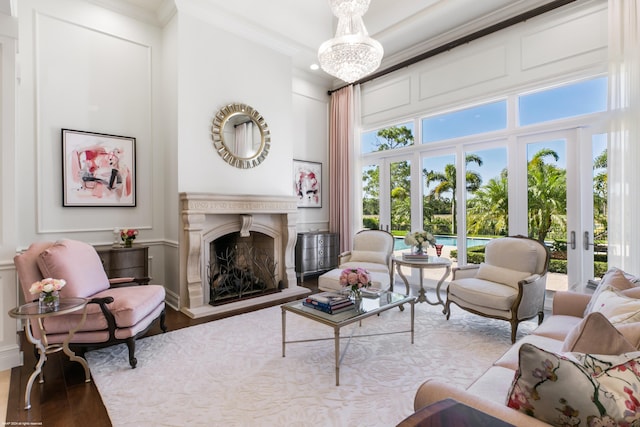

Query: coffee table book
left=307, top=292, right=350, bottom=305
left=402, top=253, right=430, bottom=261
left=302, top=300, right=354, bottom=314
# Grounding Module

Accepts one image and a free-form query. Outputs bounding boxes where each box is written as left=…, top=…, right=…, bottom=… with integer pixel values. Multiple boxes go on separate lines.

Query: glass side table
left=8, top=297, right=91, bottom=409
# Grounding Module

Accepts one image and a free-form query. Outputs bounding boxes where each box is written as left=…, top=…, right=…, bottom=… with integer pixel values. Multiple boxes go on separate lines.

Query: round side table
left=8, top=297, right=91, bottom=410
left=392, top=255, right=451, bottom=310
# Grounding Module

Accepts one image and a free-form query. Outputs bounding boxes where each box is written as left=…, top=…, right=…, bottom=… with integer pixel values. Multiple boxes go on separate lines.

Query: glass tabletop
left=8, top=297, right=89, bottom=319
left=393, top=254, right=452, bottom=266
left=282, top=291, right=414, bottom=326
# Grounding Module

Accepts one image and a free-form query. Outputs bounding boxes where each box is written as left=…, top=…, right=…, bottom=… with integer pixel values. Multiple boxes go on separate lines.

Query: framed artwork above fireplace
left=293, top=160, right=321, bottom=208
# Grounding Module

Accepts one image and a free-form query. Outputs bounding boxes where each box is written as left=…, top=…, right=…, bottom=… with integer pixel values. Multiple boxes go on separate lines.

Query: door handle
left=570, top=231, right=576, bottom=250
left=583, top=231, right=594, bottom=250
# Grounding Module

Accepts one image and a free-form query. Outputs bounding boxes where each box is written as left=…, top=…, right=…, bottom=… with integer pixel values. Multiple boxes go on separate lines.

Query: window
left=421, top=100, right=506, bottom=144
left=361, top=122, right=414, bottom=154
left=519, top=77, right=607, bottom=126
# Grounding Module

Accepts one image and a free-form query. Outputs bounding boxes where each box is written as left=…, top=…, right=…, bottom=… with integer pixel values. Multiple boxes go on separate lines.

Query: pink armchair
left=14, top=239, right=166, bottom=368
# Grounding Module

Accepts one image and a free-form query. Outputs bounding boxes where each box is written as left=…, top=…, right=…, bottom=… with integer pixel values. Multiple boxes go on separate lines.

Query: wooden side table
left=397, top=398, right=515, bottom=426
left=96, top=245, right=149, bottom=285
left=8, top=298, right=91, bottom=410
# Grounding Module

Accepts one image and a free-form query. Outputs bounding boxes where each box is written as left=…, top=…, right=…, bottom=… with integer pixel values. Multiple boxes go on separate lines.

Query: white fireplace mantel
left=179, top=193, right=309, bottom=318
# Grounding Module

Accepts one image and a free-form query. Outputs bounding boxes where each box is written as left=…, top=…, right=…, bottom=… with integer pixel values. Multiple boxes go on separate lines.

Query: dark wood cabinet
left=96, top=246, right=149, bottom=285
left=295, top=232, right=338, bottom=282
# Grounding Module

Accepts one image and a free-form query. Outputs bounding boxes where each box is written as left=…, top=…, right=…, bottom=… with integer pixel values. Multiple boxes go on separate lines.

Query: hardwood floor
left=5, top=279, right=317, bottom=426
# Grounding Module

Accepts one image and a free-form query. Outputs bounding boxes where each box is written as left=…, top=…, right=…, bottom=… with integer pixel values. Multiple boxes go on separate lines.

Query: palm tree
left=527, top=149, right=566, bottom=242
left=593, top=149, right=607, bottom=241
left=424, top=154, right=483, bottom=234
left=467, top=169, right=509, bottom=236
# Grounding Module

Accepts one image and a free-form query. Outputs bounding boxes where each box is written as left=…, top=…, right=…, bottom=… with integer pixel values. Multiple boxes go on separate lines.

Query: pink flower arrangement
left=29, top=278, right=66, bottom=295
left=120, top=228, right=139, bottom=242
left=339, top=267, right=372, bottom=295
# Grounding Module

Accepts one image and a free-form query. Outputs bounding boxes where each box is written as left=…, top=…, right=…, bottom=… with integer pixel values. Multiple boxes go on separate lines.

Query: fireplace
left=208, top=231, right=280, bottom=305
left=180, top=193, right=309, bottom=318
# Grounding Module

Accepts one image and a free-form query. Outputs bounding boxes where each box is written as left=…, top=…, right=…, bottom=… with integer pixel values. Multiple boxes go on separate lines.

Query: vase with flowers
left=30, top=278, right=66, bottom=312
left=404, top=230, right=436, bottom=255
left=339, top=267, right=372, bottom=311
left=120, top=228, right=139, bottom=248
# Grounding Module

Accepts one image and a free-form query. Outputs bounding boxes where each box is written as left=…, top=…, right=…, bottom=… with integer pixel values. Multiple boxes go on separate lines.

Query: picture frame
left=293, top=159, right=321, bottom=208
left=62, top=129, right=136, bottom=207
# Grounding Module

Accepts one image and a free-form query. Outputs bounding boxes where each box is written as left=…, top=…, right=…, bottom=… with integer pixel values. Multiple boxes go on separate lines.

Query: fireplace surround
left=180, top=193, right=310, bottom=318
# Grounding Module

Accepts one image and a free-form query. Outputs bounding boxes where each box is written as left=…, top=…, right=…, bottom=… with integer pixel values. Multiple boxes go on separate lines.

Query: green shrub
left=363, top=217, right=379, bottom=230
left=549, top=259, right=567, bottom=274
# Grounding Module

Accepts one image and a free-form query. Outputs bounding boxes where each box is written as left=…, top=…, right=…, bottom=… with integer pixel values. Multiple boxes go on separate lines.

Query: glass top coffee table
left=281, top=291, right=416, bottom=386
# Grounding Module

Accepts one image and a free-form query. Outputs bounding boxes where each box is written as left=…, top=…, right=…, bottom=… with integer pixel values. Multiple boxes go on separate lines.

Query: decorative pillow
left=588, top=285, right=640, bottom=324
left=475, top=263, right=531, bottom=289
left=585, top=268, right=636, bottom=315
left=37, top=239, right=110, bottom=298
left=348, top=250, right=387, bottom=265
left=506, top=343, right=640, bottom=426
left=561, top=312, right=635, bottom=354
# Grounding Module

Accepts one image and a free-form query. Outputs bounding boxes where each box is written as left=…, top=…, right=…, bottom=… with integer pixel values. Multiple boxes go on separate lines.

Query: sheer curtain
left=329, top=85, right=355, bottom=253
left=607, top=0, right=640, bottom=273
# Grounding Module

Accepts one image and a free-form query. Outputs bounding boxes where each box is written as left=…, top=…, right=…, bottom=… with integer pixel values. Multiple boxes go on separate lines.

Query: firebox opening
left=208, top=231, right=280, bottom=306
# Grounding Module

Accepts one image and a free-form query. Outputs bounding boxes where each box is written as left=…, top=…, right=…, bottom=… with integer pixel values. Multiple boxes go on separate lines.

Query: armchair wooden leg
left=126, top=338, right=137, bottom=369
left=538, top=311, right=544, bottom=325
left=510, top=320, right=519, bottom=344
left=444, top=301, right=451, bottom=320
left=159, top=309, right=167, bottom=332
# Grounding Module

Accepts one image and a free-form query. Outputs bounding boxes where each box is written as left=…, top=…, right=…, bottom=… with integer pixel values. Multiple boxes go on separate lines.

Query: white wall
left=0, top=0, right=169, bottom=370
left=160, top=13, right=180, bottom=306
left=0, top=12, right=21, bottom=371
left=175, top=12, right=293, bottom=196
left=292, top=77, right=330, bottom=232
left=15, top=0, right=165, bottom=247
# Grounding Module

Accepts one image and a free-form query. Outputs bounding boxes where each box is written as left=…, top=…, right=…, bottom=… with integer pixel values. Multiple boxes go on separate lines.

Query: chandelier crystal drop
left=318, top=0, right=384, bottom=84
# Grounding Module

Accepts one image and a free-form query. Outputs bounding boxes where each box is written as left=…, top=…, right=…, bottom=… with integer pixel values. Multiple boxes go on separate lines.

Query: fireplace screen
left=208, top=232, right=280, bottom=305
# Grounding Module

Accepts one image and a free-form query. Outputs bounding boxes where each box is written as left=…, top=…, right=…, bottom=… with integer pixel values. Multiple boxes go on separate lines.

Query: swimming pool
left=393, top=235, right=491, bottom=251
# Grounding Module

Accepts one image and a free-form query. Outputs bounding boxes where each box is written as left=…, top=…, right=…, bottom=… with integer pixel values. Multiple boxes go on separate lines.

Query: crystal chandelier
left=318, top=0, right=384, bottom=84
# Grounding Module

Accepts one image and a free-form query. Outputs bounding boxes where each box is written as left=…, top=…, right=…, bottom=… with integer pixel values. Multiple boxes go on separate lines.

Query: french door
left=361, top=155, right=413, bottom=233
left=515, top=128, right=607, bottom=292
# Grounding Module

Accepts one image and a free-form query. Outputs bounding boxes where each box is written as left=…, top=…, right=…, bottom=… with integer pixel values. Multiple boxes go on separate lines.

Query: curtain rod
left=327, top=0, right=577, bottom=95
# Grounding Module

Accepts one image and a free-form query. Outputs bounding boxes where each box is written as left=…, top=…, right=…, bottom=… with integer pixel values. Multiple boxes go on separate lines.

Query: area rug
left=85, top=300, right=536, bottom=426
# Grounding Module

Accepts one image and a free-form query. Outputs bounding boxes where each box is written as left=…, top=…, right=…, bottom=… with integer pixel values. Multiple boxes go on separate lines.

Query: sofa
left=412, top=268, right=640, bottom=426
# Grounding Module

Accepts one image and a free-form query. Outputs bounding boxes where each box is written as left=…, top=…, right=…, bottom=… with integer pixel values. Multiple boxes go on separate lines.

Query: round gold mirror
left=211, top=103, right=271, bottom=168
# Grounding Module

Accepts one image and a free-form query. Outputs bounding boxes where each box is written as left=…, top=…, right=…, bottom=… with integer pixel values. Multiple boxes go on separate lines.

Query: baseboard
left=0, top=345, right=22, bottom=371
left=164, top=288, right=179, bottom=311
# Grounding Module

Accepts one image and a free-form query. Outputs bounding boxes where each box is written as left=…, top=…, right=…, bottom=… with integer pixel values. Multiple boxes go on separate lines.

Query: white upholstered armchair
left=445, top=235, right=550, bottom=343
left=337, top=230, right=395, bottom=287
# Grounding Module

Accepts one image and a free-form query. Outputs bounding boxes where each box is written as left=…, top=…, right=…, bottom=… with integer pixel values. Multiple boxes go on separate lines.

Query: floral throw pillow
left=506, top=343, right=640, bottom=426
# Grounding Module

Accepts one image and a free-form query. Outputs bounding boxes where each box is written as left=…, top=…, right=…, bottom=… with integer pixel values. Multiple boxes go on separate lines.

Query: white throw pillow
left=588, top=285, right=640, bottom=324
left=584, top=268, right=637, bottom=315
left=475, top=263, right=531, bottom=289
left=348, top=250, right=387, bottom=265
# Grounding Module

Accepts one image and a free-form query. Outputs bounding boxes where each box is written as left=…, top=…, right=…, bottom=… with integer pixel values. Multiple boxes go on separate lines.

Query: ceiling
left=9, top=0, right=568, bottom=85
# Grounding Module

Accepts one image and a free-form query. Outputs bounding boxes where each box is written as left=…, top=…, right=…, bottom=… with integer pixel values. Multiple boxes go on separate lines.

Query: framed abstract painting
left=293, top=159, right=321, bottom=208
left=62, top=129, right=136, bottom=207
